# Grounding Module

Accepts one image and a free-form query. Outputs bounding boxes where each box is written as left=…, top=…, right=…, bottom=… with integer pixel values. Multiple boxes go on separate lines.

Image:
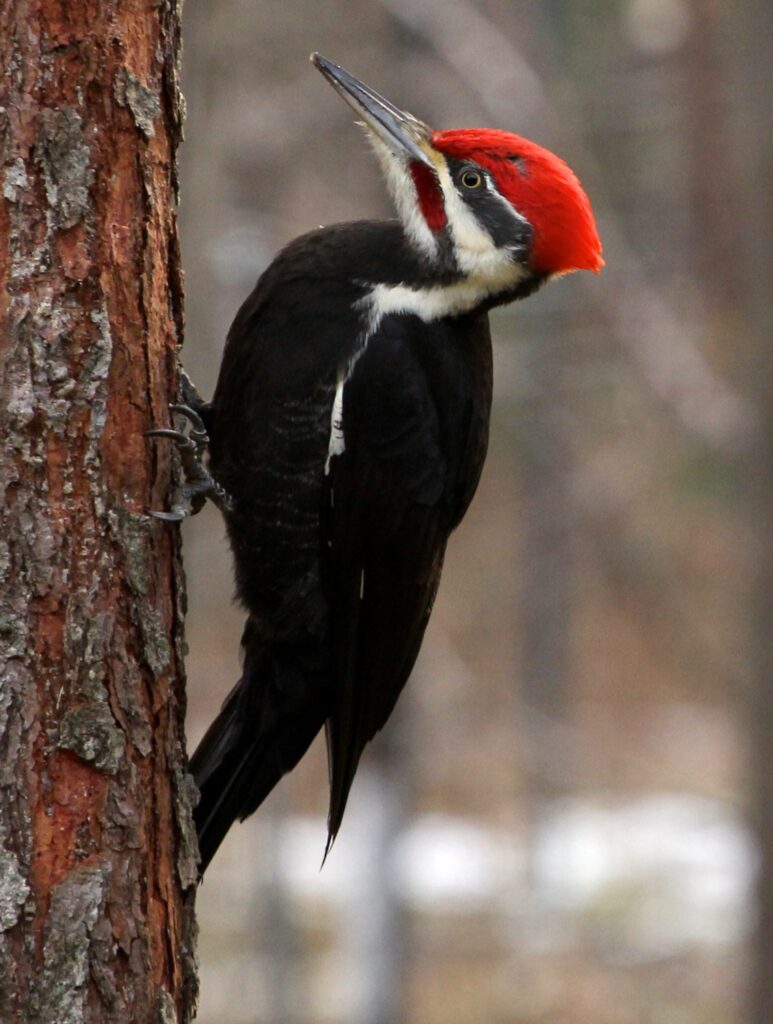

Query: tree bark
left=0, top=1, right=198, bottom=1022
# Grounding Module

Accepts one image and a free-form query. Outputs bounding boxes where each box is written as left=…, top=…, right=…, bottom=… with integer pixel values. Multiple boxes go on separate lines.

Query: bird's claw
left=147, top=507, right=189, bottom=524
left=146, top=403, right=232, bottom=521
left=169, top=404, right=210, bottom=457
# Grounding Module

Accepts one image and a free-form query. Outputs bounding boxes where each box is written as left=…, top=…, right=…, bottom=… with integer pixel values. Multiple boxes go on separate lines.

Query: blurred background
left=177, top=2, right=772, bottom=1022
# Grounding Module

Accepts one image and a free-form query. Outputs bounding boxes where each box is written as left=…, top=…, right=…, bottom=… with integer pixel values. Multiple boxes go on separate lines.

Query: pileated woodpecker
left=151, top=54, right=602, bottom=872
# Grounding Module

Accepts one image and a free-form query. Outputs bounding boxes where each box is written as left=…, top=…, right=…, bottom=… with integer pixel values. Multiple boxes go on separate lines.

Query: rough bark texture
left=0, top=1, right=198, bottom=1022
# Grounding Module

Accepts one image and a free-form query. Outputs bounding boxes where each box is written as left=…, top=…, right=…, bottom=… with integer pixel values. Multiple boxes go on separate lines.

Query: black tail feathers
left=190, top=624, right=330, bottom=874
left=189, top=679, right=262, bottom=873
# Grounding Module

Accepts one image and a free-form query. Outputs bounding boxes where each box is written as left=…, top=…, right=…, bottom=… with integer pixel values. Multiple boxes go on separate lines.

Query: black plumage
left=171, top=54, right=602, bottom=872
left=189, top=221, right=499, bottom=870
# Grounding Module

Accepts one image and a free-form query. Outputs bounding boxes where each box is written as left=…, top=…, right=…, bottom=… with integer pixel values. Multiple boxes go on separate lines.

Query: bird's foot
left=178, top=366, right=209, bottom=418
left=146, top=404, right=232, bottom=521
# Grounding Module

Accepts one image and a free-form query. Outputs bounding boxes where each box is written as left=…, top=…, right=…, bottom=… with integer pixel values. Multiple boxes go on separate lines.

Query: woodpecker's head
left=312, top=54, right=602, bottom=309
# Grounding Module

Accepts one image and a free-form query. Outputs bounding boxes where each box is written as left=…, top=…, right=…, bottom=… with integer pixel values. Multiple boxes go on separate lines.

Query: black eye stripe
left=445, top=155, right=532, bottom=252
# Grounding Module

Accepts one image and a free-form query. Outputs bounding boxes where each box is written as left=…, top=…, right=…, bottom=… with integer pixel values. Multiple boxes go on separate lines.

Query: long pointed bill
left=311, top=53, right=434, bottom=169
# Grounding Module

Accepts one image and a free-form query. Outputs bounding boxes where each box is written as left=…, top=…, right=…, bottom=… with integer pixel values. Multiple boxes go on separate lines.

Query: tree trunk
left=0, top=1, right=198, bottom=1022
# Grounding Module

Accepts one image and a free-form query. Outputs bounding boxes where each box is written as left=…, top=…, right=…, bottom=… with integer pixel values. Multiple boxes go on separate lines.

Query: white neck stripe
left=364, top=266, right=524, bottom=325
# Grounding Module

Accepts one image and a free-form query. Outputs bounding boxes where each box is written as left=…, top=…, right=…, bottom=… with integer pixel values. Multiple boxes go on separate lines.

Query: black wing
left=323, top=310, right=493, bottom=846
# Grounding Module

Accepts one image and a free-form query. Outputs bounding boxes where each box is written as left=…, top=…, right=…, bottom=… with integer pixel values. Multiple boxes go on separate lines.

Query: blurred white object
left=277, top=792, right=752, bottom=956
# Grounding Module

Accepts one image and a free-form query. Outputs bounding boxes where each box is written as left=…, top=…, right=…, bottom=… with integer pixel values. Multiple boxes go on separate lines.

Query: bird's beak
left=311, top=53, right=435, bottom=169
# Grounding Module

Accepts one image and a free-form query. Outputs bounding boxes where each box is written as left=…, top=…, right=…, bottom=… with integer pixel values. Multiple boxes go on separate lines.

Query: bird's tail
left=190, top=620, right=329, bottom=873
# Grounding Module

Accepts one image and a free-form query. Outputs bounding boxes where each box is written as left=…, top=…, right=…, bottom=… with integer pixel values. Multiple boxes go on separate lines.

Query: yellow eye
left=461, top=169, right=483, bottom=190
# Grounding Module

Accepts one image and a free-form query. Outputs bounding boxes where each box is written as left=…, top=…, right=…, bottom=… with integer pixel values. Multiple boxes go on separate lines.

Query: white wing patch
left=325, top=373, right=347, bottom=475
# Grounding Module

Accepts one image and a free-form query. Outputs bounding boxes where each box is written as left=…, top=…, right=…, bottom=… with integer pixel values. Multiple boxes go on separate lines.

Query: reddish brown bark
left=0, top=1, right=197, bottom=1022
